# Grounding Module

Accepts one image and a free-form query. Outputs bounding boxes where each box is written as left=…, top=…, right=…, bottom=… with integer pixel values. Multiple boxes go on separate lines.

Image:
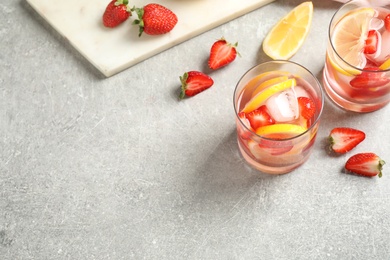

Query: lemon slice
left=241, top=78, right=296, bottom=113
left=379, top=58, right=390, bottom=70
left=256, top=123, right=307, bottom=137
left=331, top=7, right=376, bottom=74
left=251, top=76, right=289, bottom=98
left=262, top=1, right=313, bottom=60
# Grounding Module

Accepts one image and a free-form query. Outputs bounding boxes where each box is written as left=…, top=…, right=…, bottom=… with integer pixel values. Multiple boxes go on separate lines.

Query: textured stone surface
left=1, top=0, right=390, bottom=259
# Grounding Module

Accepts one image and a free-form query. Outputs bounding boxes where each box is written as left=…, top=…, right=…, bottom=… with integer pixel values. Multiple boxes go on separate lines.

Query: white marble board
left=26, top=0, right=275, bottom=77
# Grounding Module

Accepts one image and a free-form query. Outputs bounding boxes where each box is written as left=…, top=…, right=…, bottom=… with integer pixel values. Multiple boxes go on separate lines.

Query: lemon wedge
left=241, top=78, right=296, bottom=113
left=256, top=123, right=307, bottom=137
left=251, top=76, right=289, bottom=98
left=262, top=1, right=313, bottom=60
left=379, top=58, right=390, bottom=70
left=330, top=7, right=376, bottom=74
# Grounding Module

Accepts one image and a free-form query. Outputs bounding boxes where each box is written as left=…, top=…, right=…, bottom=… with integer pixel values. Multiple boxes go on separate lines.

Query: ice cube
left=375, top=31, right=390, bottom=64
left=369, top=18, right=384, bottom=31
left=294, top=86, right=310, bottom=98
left=265, top=88, right=299, bottom=122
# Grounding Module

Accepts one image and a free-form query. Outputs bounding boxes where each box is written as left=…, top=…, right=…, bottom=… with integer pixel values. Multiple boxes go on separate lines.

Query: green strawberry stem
left=179, top=73, right=189, bottom=99
left=115, top=0, right=131, bottom=12
left=378, top=159, right=386, bottom=178
left=131, top=6, right=145, bottom=37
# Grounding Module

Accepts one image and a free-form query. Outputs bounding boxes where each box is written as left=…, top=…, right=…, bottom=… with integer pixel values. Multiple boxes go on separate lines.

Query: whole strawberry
left=345, top=153, right=385, bottom=178
left=208, top=38, right=239, bottom=70
left=103, top=0, right=131, bottom=28
left=180, top=71, right=214, bottom=99
left=132, top=3, right=178, bottom=37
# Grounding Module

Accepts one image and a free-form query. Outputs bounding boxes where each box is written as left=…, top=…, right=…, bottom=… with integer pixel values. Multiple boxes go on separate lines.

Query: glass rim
left=328, top=0, right=390, bottom=73
left=233, top=60, right=325, bottom=142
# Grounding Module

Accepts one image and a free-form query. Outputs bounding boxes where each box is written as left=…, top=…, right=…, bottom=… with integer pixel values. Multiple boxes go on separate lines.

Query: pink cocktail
left=323, top=0, right=390, bottom=112
left=234, top=61, right=324, bottom=174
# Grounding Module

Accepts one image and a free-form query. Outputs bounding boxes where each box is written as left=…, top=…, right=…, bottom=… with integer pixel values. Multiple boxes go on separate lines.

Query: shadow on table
left=187, top=127, right=286, bottom=204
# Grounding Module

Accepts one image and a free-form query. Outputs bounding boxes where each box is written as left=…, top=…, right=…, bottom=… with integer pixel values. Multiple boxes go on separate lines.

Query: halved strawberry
left=179, top=71, right=214, bottom=99
left=237, top=112, right=253, bottom=140
left=329, top=127, right=366, bottom=154
left=345, top=153, right=385, bottom=178
left=350, top=66, right=390, bottom=89
left=385, top=14, right=390, bottom=32
left=297, top=97, right=316, bottom=120
left=208, top=38, right=239, bottom=70
left=364, top=30, right=379, bottom=54
left=245, top=105, right=275, bottom=130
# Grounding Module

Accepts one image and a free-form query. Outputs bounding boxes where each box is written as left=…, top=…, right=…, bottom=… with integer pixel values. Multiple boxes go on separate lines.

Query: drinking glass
left=323, top=0, right=390, bottom=112
left=233, top=60, right=324, bottom=174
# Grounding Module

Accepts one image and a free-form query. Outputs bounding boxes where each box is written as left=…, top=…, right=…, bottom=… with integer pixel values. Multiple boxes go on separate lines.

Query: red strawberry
left=364, top=30, right=379, bottom=54
left=132, top=4, right=178, bottom=36
left=103, top=0, right=131, bottom=28
left=208, top=38, right=239, bottom=70
left=350, top=67, right=390, bottom=89
left=179, top=71, right=214, bottom=99
left=297, top=97, right=316, bottom=120
left=385, top=14, right=390, bottom=32
left=329, top=127, right=365, bottom=154
left=345, top=153, right=385, bottom=178
left=245, top=105, right=275, bottom=130
left=237, top=112, right=253, bottom=140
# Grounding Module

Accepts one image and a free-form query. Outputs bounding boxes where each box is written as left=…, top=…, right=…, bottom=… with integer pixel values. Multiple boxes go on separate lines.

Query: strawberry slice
left=350, top=66, right=390, bottom=89
left=237, top=112, right=253, bottom=140
left=245, top=105, right=275, bottom=130
left=208, top=38, right=239, bottom=70
left=364, top=30, right=379, bottom=54
left=179, top=71, right=214, bottom=99
left=345, top=153, right=385, bottom=178
left=297, top=97, right=316, bottom=120
left=385, top=14, right=390, bottom=32
left=329, top=127, right=365, bottom=154
left=259, top=138, right=293, bottom=156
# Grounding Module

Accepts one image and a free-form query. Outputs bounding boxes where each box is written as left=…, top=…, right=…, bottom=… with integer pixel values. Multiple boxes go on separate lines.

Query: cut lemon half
left=256, top=123, right=307, bottom=137
left=251, top=76, right=289, bottom=98
left=241, top=78, right=296, bottom=113
left=379, top=58, right=390, bottom=70
left=262, top=1, right=313, bottom=60
left=331, top=7, right=376, bottom=73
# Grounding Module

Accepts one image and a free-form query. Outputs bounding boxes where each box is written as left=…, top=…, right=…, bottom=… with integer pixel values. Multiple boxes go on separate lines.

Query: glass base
left=322, top=69, right=389, bottom=113
left=238, top=141, right=310, bottom=175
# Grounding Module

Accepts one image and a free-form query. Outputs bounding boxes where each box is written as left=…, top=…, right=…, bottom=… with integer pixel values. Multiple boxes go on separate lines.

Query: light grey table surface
left=2, top=0, right=390, bottom=259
